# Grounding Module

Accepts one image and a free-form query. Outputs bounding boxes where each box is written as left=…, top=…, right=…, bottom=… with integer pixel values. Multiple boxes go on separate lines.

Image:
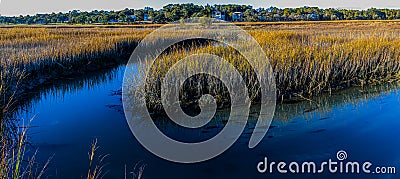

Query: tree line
left=1, top=3, right=400, bottom=24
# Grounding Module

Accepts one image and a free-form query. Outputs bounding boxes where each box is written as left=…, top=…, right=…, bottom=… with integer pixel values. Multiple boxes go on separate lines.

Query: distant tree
left=244, top=9, right=258, bottom=21
left=1, top=4, right=400, bottom=25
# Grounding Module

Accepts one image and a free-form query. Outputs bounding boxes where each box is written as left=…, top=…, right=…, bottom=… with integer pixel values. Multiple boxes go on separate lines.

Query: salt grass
left=137, top=21, right=400, bottom=110
left=0, top=27, right=151, bottom=108
left=1, top=21, right=400, bottom=111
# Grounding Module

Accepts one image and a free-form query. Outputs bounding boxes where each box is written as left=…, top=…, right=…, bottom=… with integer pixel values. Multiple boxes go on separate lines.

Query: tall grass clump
left=135, top=21, right=400, bottom=111
left=86, top=139, right=109, bottom=179
left=250, top=24, right=400, bottom=98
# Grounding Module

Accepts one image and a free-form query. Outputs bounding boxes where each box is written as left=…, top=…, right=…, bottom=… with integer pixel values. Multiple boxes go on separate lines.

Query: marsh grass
left=0, top=119, right=51, bottom=179
left=124, top=162, right=146, bottom=179
left=2, top=22, right=400, bottom=111
left=86, top=139, right=109, bottom=179
left=134, top=21, right=400, bottom=111
left=0, top=27, right=151, bottom=108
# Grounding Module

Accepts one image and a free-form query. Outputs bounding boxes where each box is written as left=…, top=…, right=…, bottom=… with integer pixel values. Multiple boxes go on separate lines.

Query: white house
left=212, top=11, right=226, bottom=21
left=232, top=12, right=243, bottom=22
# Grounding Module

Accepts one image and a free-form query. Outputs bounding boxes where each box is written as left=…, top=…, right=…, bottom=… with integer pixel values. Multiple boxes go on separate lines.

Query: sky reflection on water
left=18, top=65, right=400, bottom=179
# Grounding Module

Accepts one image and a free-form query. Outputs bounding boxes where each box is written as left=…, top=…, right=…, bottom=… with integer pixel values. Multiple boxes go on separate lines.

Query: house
left=310, top=13, right=319, bottom=20
left=212, top=11, right=226, bottom=21
left=232, top=12, right=243, bottom=22
left=130, top=15, right=137, bottom=22
left=57, top=17, right=69, bottom=23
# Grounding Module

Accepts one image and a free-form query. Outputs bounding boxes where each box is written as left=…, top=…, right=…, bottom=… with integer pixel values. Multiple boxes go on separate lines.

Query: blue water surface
left=19, top=65, right=400, bottom=179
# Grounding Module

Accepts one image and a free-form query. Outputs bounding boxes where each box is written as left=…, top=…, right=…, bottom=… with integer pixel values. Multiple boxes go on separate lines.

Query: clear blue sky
left=1, top=0, right=400, bottom=16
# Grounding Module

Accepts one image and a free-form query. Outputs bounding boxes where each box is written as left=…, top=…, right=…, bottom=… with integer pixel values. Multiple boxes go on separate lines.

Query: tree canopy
left=1, top=4, right=400, bottom=24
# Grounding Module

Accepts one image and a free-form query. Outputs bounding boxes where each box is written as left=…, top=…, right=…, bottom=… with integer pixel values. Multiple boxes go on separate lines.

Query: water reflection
left=16, top=64, right=400, bottom=179
left=152, top=81, right=400, bottom=138
left=17, top=66, right=122, bottom=116
left=274, top=82, right=400, bottom=122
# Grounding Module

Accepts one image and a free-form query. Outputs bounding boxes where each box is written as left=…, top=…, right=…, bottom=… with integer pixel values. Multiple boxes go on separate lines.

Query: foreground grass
left=0, top=119, right=51, bottom=179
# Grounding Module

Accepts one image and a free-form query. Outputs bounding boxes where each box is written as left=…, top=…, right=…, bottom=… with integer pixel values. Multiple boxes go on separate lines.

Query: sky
left=1, top=0, right=400, bottom=16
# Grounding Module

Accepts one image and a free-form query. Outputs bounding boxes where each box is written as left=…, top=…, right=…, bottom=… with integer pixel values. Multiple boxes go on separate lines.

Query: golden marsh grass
left=0, top=27, right=151, bottom=108
left=137, top=21, right=400, bottom=109
left=1, top=21, right=400, bottom=111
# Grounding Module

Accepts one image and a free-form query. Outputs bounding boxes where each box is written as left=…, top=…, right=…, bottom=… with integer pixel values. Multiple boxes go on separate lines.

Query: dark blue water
left=19, top=65, right=400, bottom=179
